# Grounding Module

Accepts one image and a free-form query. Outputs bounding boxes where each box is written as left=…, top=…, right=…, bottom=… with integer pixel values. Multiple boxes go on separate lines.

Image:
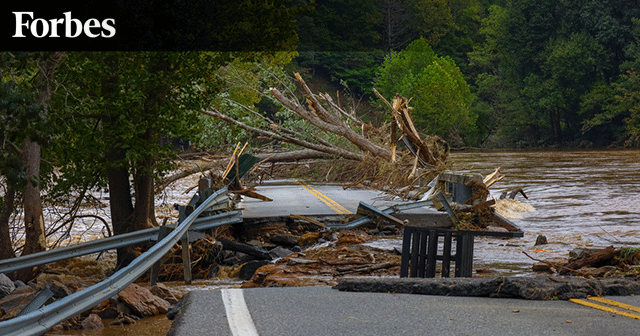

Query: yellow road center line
left=569, top=298, right=640, bottom=320
left=296, top=180, right=352, bottom=215
left=587, top=296, right=640, bottom=314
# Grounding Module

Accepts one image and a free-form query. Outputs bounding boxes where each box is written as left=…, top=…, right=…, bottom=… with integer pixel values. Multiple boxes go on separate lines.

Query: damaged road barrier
left=326, top=199, right=433, bottom=229
left=356, top=201, right=406, bottom=229
left=0, top=187, right=239, bottom=336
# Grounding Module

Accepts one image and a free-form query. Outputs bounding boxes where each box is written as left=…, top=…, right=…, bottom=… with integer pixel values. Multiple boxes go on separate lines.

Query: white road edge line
left=221, top=288, right=260, bottom=336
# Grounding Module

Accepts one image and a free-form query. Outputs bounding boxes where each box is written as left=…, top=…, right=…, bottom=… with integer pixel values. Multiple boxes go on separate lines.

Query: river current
left=448, top=150, right=640, bottom=274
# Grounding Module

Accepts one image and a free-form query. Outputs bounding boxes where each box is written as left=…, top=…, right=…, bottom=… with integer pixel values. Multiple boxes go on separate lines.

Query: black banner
left=2, top=0, right=300, bottom=51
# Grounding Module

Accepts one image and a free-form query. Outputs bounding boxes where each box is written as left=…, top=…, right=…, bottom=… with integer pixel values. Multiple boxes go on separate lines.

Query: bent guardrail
left=0, top=187, right=237, bottom=336
left=0, top=188, right=237, bottom=275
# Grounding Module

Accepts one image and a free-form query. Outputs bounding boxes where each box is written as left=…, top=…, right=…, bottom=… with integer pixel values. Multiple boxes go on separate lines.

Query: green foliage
left=194, top=52, right=299, bottom=150
left=0, top=53, right=44, bottom=186
left=48, top=52, right=225, bottom=195
left=375, top=38, right=475, bottom=143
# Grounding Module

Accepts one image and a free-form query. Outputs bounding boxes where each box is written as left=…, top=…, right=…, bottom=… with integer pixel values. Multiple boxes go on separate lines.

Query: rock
left=534, top=235, right=548, bottom=246
left=96, top=305, right=119, bottom=319
left=337, top=231, right=371, bottom=245
left=268, top=247, right=293, bottom=259
left=298, top=232, right=320, bottom=246
left=118, top=283, right=171, bottom=317
left=0, top=273, right=15, bottom=299
left=586, top=266, right=618, bottom=278
left=270, top=234, right=300, bottom=247
left=81, top=314, right=104, bottom=330
left=13, top=280, right=26, bottom=288
left=569, top=247, right=606, bottom=260
left=0, top=291, right=36, bottom=321
left=150, top=283, right=179, bottom=304
left=47, top=279, right=73, bottom=299
left=11, top=285, right=36, bottom=295
left=238, top=260, right=271, bottom=280
left=167, top=294, right=188, bottom=320
left=246, top=239, right=263, bottom=247
left=110, top=314, right=137, bottom=325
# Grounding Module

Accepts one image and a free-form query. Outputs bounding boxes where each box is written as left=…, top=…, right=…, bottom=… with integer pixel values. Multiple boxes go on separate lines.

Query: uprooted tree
left=197, top=72, right=450, bottom=198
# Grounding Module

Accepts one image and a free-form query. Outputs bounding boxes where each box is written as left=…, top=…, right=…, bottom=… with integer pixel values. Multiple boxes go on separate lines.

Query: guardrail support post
left=17, top=287, right=53, bottom=317
left=150, top=226, right=169, bottom=286
left=178, top=206, right=193, bottom=285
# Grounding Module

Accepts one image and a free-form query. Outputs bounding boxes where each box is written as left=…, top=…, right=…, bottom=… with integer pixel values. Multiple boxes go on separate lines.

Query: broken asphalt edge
left=333, top=276, right=640, bottom=300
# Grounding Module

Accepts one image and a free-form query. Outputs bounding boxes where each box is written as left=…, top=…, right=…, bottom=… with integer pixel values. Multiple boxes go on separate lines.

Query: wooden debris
left=230, top=187, right=272, bottom=201
left=559, top=246, right=617, bottom=275
left=289, top=214, right=326, bottom=229
left=483, top=167, right=504, bottom=188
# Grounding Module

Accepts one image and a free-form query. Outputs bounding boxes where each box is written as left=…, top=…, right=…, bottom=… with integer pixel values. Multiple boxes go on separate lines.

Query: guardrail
left=0, top=187, right=238, bottom=336
left=0, top=188, right=237, bottom=275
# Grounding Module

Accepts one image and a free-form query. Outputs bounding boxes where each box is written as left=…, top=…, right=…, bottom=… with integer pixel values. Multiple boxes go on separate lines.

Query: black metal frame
left=400, top=226, right=523, bottom=278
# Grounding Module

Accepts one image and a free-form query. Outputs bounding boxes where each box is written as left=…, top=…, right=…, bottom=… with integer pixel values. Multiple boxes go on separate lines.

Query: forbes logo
left=13, top=12, right=116, bottom=38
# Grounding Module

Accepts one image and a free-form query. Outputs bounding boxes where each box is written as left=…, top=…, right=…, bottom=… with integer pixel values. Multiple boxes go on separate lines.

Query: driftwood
left=483, top=167, right=504, bottom=188
left=373, top=89, right=449, bottom=168
left=522, top=251, right=593, bottom=278
left=218, top=238, right=271, bottom=260
left=289, top=214, right=327, bottom=229
left=230, top=187, right=272, bottom=201
left=559, top=246, right=617, bottom=275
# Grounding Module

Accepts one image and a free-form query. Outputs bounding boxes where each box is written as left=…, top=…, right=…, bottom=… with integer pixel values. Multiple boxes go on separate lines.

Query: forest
left=2, top=0, right=640, bottom=280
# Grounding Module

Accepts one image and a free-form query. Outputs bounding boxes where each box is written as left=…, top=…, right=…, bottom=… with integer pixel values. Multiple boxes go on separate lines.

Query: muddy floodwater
left=448, top=150, right=640, bottom=275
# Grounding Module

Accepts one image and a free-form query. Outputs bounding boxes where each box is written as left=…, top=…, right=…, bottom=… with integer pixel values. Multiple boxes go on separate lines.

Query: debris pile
left=0, top=271, right=178, bottom=331
left=530, top=246, right=640, bottom=278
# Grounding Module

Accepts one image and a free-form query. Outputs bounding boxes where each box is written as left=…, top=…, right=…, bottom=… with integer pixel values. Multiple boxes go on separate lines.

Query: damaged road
left=168, top=286, right=640, bottom=336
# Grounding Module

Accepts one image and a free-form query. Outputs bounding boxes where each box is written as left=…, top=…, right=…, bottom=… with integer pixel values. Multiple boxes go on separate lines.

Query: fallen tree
left=160, top=73, right=450, bottom=197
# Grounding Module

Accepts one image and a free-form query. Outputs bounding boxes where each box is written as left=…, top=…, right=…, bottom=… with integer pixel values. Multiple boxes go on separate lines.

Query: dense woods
left=2, top=0, right=640, bottom=279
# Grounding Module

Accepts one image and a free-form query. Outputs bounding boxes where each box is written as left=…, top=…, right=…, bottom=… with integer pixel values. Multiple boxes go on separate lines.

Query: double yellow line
left=295, top=180, right=352, bottom=215
left=570, top=296, right=640, bottom=320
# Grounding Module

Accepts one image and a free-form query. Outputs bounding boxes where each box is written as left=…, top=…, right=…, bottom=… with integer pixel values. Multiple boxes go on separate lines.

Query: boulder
left=47, top=279, right=73, bottom=298
left=238, top=260, right=271, bottom=280
left=534, top=235, right=548, bottom=246
left=118, top=283, right=171, bottom=317
left=81, top=314, right=104, bottom=330
left=0, top=273, right=15, bottom=299
left=270, top=234, right=300, bottom=247
left=268, top=247, right=293, bottom=259
left=150, top=283, right=179, bottom=304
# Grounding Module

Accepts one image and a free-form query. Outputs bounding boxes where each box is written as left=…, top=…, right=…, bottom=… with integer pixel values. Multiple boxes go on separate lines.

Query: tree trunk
left=132, top=156, right=157, bottom=231
left=106, top=147, right=136, bottom=268
left=0, top=182, right=17, bottom=261
left=20, top=139, right=46, bottom=256
left=17, top=52, right=65, bottom=281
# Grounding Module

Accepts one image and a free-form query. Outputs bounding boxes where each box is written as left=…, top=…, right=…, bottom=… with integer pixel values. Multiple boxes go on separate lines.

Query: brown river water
left=46, top=150, right=640, bottom=335
left=450, top=150, right=640, bottom=274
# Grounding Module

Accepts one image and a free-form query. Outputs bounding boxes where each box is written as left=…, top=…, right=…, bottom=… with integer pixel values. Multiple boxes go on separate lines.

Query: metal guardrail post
left=150, top=225, right=169, bottom=286
left=178, top=205, right=192, bottom=285
left=17, top=288, right=53, bottom=317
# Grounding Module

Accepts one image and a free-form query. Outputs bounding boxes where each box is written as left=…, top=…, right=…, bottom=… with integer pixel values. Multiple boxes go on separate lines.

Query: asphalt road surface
left=168, top=286, right=640, bottom=336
